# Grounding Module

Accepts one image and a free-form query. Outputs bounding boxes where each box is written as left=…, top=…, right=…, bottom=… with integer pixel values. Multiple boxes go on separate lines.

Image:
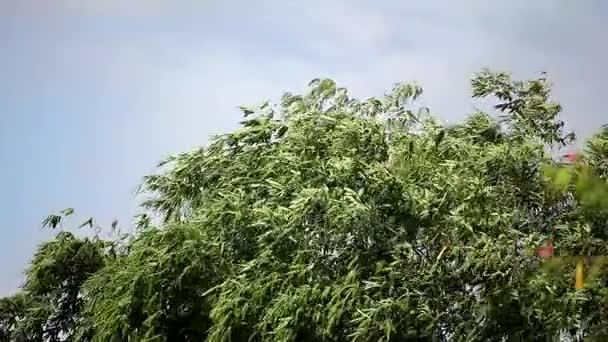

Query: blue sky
left=1, top=0, right=607, bottom=295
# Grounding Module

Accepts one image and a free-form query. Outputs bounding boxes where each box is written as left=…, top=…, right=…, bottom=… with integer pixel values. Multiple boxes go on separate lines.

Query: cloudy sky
left=1, top=0, right=607, bottom=294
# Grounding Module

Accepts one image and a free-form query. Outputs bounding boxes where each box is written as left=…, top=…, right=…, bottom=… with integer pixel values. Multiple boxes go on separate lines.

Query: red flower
left=563, top=152, right=578, bottom=163
left=536, top=243, right=554, bottom=259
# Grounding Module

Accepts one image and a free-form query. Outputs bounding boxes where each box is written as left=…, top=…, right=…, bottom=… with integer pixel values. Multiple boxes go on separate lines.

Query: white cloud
left=6, top=0, right=606, bottom=143
left=2, top=0, right=194, bottom=17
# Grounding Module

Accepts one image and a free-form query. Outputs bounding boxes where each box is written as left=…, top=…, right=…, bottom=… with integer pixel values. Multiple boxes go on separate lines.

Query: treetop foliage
left=2, top=69, right=607, bottom=341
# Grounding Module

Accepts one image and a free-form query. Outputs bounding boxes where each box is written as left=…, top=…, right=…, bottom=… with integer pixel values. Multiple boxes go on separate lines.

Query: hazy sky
left=1, top=0, right=607, bottom=295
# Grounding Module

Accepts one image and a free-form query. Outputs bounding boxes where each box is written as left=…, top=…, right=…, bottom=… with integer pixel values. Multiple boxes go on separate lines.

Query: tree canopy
left=2, top=69, right=608, bottom=341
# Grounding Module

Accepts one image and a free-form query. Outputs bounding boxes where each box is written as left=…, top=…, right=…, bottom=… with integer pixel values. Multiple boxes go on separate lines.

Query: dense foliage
left=2, top=70, right=607, bottom=341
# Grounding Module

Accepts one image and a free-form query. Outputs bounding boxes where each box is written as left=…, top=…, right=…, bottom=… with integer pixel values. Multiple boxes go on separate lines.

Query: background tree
left=0, top=211, right=116, bottom=342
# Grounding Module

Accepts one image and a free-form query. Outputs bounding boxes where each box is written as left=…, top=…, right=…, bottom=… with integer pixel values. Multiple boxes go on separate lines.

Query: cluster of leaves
left=1, top=211, right=114, bottom=341
left=2, top=70, right=607, bottom=341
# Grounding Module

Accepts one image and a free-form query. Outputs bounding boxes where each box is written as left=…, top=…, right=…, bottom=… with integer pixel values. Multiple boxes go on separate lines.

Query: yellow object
left=575, top=258, right=584, bottom=289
